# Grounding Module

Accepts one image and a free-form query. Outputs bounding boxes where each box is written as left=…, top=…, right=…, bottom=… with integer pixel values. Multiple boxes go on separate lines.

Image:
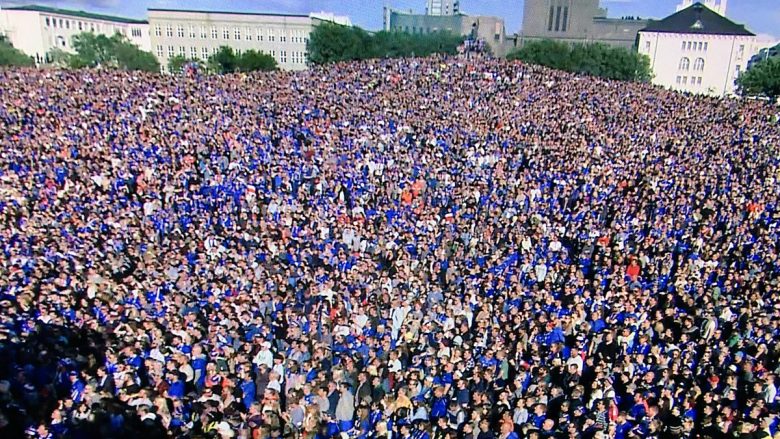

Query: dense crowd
left=0, top=56, right=779, bottom=439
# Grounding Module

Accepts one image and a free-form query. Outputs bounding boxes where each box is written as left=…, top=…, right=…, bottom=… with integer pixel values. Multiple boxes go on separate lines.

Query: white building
left=0, top=4, right=149, bottom=65
left=426, top=0, right=459, bottom=16
left=639, top=2, right=760, bottom=96
left=148, top=8, right=349, bottom=72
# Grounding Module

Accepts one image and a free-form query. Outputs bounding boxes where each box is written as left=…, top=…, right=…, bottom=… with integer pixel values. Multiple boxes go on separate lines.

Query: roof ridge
left=3, top=4, right=147, bottom=24
left=640, top=2, right=754, bottom=36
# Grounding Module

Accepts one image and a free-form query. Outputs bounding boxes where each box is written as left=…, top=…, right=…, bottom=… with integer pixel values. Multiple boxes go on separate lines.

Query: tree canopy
left=63, top=32, right=160, bottom=72
left=307, top=22, right=464, bottom=65
left=0, top=39, right=35, bottom=67
left=236, top=49, right=277, bottom=73
left=738, top=57, right=780, bottom=102
left=507, top=39, right=653, bottom=82
left=207, top=46, right=277, bottom=74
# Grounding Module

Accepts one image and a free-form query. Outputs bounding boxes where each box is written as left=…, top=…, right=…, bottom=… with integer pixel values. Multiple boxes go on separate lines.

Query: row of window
left=547, top=5, right=569, bottom=33
left=678, top=57, right=705, bottom=71
left=395, top=25, right=455, bottom=34
left=43, top=16, right=142, bottom=37
left=156, top=45, right=306, bottom=64
left=681, top=41, right=708, bottom=52
left=676, top=75, right=703, bottom=86
left=153, top=24, right=307, bottom=44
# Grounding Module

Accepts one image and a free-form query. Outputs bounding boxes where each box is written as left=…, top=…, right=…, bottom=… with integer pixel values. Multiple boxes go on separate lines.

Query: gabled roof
left=3, top=5, right=147, bottom=24
left=640, top=2, right=754, bottom=36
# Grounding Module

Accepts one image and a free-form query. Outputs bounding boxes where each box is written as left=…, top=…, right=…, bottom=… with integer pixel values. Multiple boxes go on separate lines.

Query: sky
left=1, top=0, right=778, bottom=39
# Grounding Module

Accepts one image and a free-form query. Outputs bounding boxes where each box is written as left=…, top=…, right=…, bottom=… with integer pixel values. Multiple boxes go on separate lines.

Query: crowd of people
left=0, top=55, right=779, bottom=439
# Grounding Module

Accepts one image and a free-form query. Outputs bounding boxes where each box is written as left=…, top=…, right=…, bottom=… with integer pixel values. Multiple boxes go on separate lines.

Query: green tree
left=237, top=49, right=277, bottom=72
left=738, top=57, right=780, bottom=101
left=69, top=32, right=159, bottom=72
left=307, top=22, right=463, bottom=65
left=0, top=39, right=34, bottom=67
left=71, top=32, right=115, bottom=67
left=167, top=55, right=189, bottom=73
left=208, top=46, right=238, bottom=73
left=507, top=39, right=573, bottom=70
left=507, top=39, right=653, bottom=82
left=46, top=47, right=72, bottom=67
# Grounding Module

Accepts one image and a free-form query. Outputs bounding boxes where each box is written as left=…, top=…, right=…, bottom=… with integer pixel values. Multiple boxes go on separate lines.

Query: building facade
left=0, top=5, right=149, bottom=64
left=148, top=9, right=348, bottom=72
left=387, top=10, right=507, bottom=56
left=519, top=0, right=648, bottom=49
left=638, top=2, right=760, bottom=96
left=426, top=0, right=459, bottom=16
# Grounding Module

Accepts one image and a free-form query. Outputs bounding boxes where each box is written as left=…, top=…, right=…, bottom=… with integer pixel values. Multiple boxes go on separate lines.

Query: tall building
left=638, top=2, right=761, bottom=96
left=676, top=0, right=727, bottom=16
left=519, top=0, right=648, bottom=49
left=387, top=10, right=507, bottom=56
left=426, top=0, right=459, bottom=16
left=0, top=4, right=149, bottom=64
left=147, top=8, right=349, bottom=72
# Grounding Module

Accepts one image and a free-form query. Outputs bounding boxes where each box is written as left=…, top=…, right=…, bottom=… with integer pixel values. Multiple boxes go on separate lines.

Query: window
left=132, top=28, right=142, bottom=38
left=177, top=26, right=185, bottom=38
left=562, top=6, right=569, bottom=32
left=235, top=28, right=241, bottom=40
left=223, top=27, right=230, bottom=39
left=698, top=42, right=703, bottom=51
left=155, top=24, right=162, bottom=36
left=236, top=48, right=241, bottom=56
left=45, top=17, right=50, bottom=27
left=166, top=24, right=173, bottom=37
left=687, top=41, right=692, bottom=50
left=257, top=28, right=264, bottom=41
left=281, top=50, right=287, bottom=63
left=79, top=22, right=83, bottom=31
left=188, top=25, right=195, bottom=38
left=735, top=65, right=741, bottom=77
left=202, top=47, right=209, bottom=60
left=280, top=34, right=287, bottom=43
left=697, top=77, right=702, bottom=85
left=56, top=36, right=66, bottom=48
left=157, top=45, right=163, bottom=57
left=679, top=57, right=690, bottom=71
left=65, top=20, right=70, bottom=30
left=190, top=47, right=197, bottom=58
left=548, top=6, right=555, bottom=32
left=676, top=76, right=682, bottom=84
left=693, top=58, right=705, bottom=71
left=168, top=46, right=174, bottom=58
left=645, top=41, right=651, bottom=52
left=737, top=44, right=745, bottom=60
left=212, top=47, right=218, bottom=55
left=554, top=6, right=562, bottom=32
left=681, top=41, right=686, bottom=50
left=246, top=28, right=253, bottom=41
left=179, top=46, right=185, bottom=56
left=90, top=24, right=95, bottom=32
left=200, top=26, right=207, bottom=39
left=269, top=30, right=275, bottom=42
left=211, top=26, right=218, bottom=39
left=59, top=19, right=63, bottom=28
left=703, top=42, right=708, bottom=51
left=682, top=76, right=687, bottom=85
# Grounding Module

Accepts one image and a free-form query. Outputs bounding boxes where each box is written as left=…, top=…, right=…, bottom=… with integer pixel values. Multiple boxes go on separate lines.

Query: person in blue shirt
left=239, top=369, right=256, bottom=410
left=429, top=386, right=449, bottom=424
left=166, top=371, right=185, bottom=400
left=68, top=372, right=85, bottom=404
